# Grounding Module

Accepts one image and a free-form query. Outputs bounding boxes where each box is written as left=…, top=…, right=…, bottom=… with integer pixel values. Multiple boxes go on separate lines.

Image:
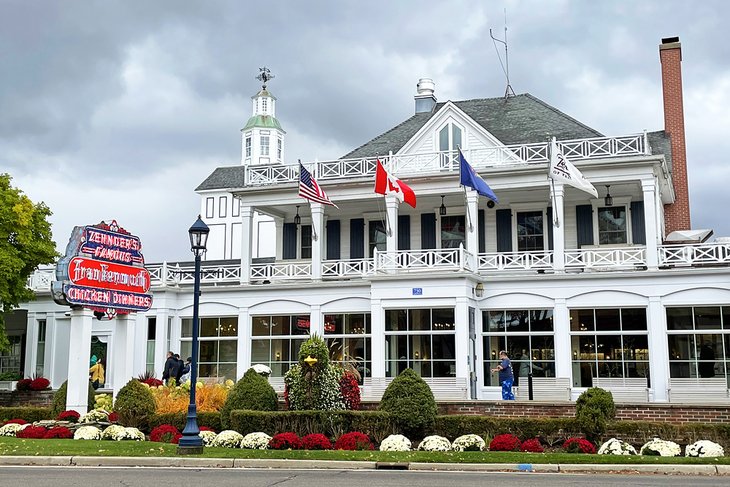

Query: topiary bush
left=113, top=378, right=156, bottom=430
left=378, top=368, right=437, bottom=439
left=285, top=335, right=345, bottom=411
left=51, top=381, right=96, bottom=414
left=219, top=368, right=278, bottom=430
left=575, top=387, right=616, bottom=442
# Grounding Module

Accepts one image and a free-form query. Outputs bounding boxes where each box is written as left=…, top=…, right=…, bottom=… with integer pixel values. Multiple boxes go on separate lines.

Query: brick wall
left=0, top=390, right=54, bottom=408
left=362, top=400, right=730, bottom=424
left=660, top=38, right=691, bottom=234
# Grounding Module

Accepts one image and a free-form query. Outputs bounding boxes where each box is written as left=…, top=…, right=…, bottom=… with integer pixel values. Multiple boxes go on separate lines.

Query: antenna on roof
left=256, top=67, right=274, bottom=89
left=490, top=8, right=515, bottom=99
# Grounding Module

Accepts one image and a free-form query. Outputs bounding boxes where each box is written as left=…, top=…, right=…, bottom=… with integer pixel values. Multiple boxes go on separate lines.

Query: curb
left=409, top=462, right=559, bottom=472
left=557, top=464, right=719, bottom=475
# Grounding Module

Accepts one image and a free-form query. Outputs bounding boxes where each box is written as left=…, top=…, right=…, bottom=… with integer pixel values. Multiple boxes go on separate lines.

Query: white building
left=13, top=37, right=730, bottom=405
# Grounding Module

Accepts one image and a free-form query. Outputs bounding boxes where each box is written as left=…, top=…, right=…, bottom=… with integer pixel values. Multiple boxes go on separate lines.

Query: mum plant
left=452, top=434, right=486, bottom=452
left=212, top=430, right=244, bottom=448
left=302, top=433, right=332, bottom=450
left=685, top=440, right=724, bottom=458
left=521, top=438, right=544, bottom=453
left=16, top=425, right=47, bottom=439
left=598, top=438, right=637, bottom=455
left=29, top=377, right=50, bottom=391
left=241, top=432, right=272, bottom=450
left=56, top=410, right=80, bottom=423
left=418, top=435, right=451, bottom=452
left=0, top=423, right=28, bottom=437
left=269, top=432, right=303, bottom=450
left=149, top=424, right=182, bottom=444
left=639, top=438, right=682, bottom=457
left=379, top=434, right=411, bottom=452
left=334, top=432, right=374, bottom=451
left=74, top=425, right=102, bottom=440
left=199, top=430, right=217, bottom=447
left=43, top=426, right=73, bottom=439
left=489, top=433, right=521, bottom=452
left=563, top=437, right=597, bottom=454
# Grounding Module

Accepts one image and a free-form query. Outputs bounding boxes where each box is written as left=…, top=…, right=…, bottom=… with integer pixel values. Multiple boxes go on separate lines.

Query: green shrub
left=51, top=380, right=96, bottom=414
left=0, top=372, right=22, bottom=381
left=607, top=421, right=730, bottom=449
left=433, top=415, right=580, bottom=445
left=575, top=387, right=616, bottom=441
left=297, top=334, right=330, bottom=368
left=285, top=363, right=344, bottom=411
left=0, top=406, right=54, bottom=423
left=148, top=411, right=222, bottom=432
left=219, top=368, right=278, bottom=429
left=113, top=378, right=156, bottom=430
left=229, top=410, right=395, bottom=442
left=378, top=368, right=437, bottom=439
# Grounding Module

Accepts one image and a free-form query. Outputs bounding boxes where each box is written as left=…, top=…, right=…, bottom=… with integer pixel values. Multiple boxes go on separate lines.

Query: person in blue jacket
left=491, top=350, right=515, bottom=400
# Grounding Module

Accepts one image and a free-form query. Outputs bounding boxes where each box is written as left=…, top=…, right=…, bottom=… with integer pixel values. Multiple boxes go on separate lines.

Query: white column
left=112, top=314, right=135, bottom=397
left=551, top=183, right=565, bottom=273
left=370, top=299, right=385, bottom=377
left=309, top=304, right=323, bottom=337
left=465, top=191, right=479, bottom=255
left=154, top=309, right=169, bottom=378
left=454, top=297, right=470, bottom=378
left=66, top=308, right=94, bottom=414
left=274, top=217, right=284, bottom=260
left=237, top=308, right=250, bottom=380
left=240, top=206, right=254, bottom=284
left=553, top=298, right=572, bottom=382
left=647, top=296, right=669, bottom=402
left=169, top=315, right=182, bottom=358
left=385, top=196, right=398, bottom=259
left=642, top=179, right=659, bottom=270
left=311, top=202, right=324, bottom=281
left=44, top=315, right=57, bottom=386
left=24, top=313, right=39, bottom=378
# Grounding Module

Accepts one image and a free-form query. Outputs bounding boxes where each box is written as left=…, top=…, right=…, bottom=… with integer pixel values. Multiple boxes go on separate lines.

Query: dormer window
left=261, top=135, right=270, bottom=156
left=439, top=123, right=462, bottom=152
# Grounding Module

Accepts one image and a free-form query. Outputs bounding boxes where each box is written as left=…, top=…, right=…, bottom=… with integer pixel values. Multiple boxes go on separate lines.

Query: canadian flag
left=374, top=160, right=417, bottom=208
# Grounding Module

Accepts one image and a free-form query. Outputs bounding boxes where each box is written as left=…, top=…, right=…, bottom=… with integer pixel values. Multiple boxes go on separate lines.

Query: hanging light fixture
left=294, top=205, right=301, bottom=226
left=604, top=185, right=613, bottom=207
left=439, top=195, right=447, bottom=216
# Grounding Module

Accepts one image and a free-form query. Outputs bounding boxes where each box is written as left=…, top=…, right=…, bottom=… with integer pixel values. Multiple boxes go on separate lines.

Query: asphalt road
left=0, top=467, right=726, bottom=487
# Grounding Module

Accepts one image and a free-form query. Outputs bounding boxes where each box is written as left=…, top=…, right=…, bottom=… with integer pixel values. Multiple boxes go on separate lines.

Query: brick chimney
left=660, top=36, right=691, bottom=234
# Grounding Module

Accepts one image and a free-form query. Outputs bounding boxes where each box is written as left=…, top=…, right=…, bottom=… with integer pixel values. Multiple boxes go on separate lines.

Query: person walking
left=174, top=354, right=184, bottom=384
left=162, top=351, right=176, bottom=385
left=89, top=356, right=105, bottom=390
left=179, top=357, right=192, bottom=383
left=491, top=350, right=515, bottom=400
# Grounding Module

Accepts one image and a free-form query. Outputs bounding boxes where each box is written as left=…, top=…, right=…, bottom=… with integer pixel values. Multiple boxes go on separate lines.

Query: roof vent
left=415, top=78, right=436, bottom=114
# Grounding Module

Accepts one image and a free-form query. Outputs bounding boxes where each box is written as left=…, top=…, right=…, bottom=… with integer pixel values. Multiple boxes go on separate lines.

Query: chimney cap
left=662, top=36, right=680, bottom=44
left=416, top=78, right=435, bottom=96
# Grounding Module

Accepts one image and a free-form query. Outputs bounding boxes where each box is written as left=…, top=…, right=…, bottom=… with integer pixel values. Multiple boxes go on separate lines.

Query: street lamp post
left=178, top=215, right=209, bottom=455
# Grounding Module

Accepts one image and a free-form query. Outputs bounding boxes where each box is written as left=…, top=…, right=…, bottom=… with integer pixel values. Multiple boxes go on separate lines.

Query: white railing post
left=642, top=178, right=659, bottom=270
left=551, top=182, right=565, bottom=273
left=459, top=244, right=465, bottom=271
left=240, top=206, right=253, bottom=284
left=161, top=261, right=168, bottom=286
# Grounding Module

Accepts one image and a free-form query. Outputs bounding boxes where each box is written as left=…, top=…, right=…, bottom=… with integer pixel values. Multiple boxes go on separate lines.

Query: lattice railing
left=26, top=267, right=55, bottom=292
left=659, top=243, right=730, bottom=266
left=250, top=262, right=312, bottom=281
left=322, top=259, right=374, bottom=278
left=374, top=248, right=475, bottom=273
left=565, top=247, right=647, bottom=269
left=243, top=134, right=648, bottom=186
left=478, top=251, right=553, bottom=271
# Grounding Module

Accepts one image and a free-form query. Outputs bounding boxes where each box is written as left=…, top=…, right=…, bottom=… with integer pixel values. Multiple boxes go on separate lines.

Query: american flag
left=298, top=163, right=338, bottom=207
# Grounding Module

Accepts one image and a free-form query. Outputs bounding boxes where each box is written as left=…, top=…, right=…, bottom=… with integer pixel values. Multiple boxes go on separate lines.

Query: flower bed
left=149, top=424, right=181, bottom=444
left=418, top=435, right=451, bottom=452
left=16, top=425, right=47, bottom=439
left=74, top=425, right=102, bottom=440
left=43, top=426, right=73, bottom=439
left=241, top=432, right=271, bottom=450
left=489, top=433, right=521, bottom=452
left=302, top=433, right=332, bottom=450
left=563, top=438, right=596, bottom=454
left=102, top=425, right=145, bottom=441
left=212, top=430, right=244, bottom=448
left=269, top=432, right=303, bottom=450
left=685, top=440, right=724, bottom=458
left=452, top=434, right=485, bottom=452
left=379, top=434, right=411, bottom=452
left=0, top=423, right=29, bottom=437
left=520, top=438, right=544, bottom=453
left=334, top=432, right=374, bottom=451
left=56, top=410, right=80, bottom=423
left=640, top=438, right=681, bottom=457
left=598, top=438, right=637, bottom=455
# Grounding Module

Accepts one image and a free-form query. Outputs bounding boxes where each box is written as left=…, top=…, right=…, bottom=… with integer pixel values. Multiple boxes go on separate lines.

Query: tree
left=0, top=173, right=58, bottom=351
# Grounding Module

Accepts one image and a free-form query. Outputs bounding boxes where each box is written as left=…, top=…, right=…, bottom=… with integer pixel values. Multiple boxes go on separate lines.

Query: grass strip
left=1, top=438, right=729, bottom=464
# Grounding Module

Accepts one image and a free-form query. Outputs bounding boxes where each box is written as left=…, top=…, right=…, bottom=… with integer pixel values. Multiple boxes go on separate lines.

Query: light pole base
left=177, top=445, right=204, bottom=455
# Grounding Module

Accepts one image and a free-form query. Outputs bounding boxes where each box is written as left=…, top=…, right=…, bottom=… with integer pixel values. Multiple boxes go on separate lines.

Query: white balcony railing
left=478, top=251, right=553, bottom=272
left=322, top=258, right=374, bottom=279
left=659, top=243, right=730, bottom=267
left=250, top=261, right=312, bottom=281
left=373, top=247, right=476, bottom=273
left=245, top=134, right=649, bottom=186
left=565, top=246, right=647, bottom=270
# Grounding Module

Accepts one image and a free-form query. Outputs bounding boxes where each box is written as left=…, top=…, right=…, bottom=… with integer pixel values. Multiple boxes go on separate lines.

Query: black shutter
left=421, top=213, right=436, bottom=249
left=547, top=206, right=553, bottom=251
left=478, top=209, right=486, bottom=253
left=326, top=219, right=341, bottom=260
left=496, top=209, right=512, bottom=252
left=283, top=223, right=297, bottom=259
left=576, top=205, right=594, bottom=247
left=631, top=201, right=646, bottom=245
left=350, top=218, right=364, bottom=259
left=398, top=215, right=411, bottom=250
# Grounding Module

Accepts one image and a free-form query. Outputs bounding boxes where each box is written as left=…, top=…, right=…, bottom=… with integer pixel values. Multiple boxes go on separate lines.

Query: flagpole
left=458, top=146, right=474, bottom=232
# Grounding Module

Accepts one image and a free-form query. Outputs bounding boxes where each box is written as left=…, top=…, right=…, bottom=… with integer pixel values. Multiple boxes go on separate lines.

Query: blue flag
left=459, top=149, right=498, bottom=203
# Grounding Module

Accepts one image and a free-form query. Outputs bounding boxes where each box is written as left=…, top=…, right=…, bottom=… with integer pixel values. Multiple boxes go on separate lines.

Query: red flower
left=302, top=433, right=332, bottom=450
left=339, top=372, right=361, bottom=410
left=199, top=426, right=215, bottom=433
left=149, top=424, right=182, bottom=444
left=4, top=418, right=28, bottom=425
left=142, top=378, right=163, bottom=387
left=43, top=427, right=73, bottom=439
left=521, top=438, right=544, bottom=453
left=15, top=379, right=32, bottom=391
left=489, top=434, right=522, bottom=452
left=563, top=437, right=596, bottom=454
left=16, top=425, right=48, bottom=439
left=269, top=432, right=303, bottom=450
left=56, top=410, right=81, bottom=423
left=29, top=377, right=51, bottom=391
left=107, top=412, right=119, bottom=423
left=334, top=432, right=374, bottom=451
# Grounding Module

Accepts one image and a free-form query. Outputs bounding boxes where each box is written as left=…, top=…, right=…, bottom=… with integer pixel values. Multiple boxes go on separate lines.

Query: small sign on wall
left=412, top=288, right=423, bottom=296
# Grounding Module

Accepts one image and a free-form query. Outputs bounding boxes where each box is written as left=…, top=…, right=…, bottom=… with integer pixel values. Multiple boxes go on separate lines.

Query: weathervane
left=256, top=67, right=275, bottom=89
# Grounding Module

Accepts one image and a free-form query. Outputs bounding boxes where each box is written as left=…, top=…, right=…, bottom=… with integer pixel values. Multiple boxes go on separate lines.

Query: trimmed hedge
left=229, top=410, right=396, bottom=443
left=607, top=421, right=730, bottom=448
left=433, top=416, right=581, bottom=445
left=378, top=368, right=437, bottom=439
left=220, top=369, right=277, bottom=429
left=148, top=412, right=222, bottom=433
left=51, top=381, right=96, bottom=414
left=114, top=379, right=156, bottom=430
left=0, top=407, right=54, bottom=424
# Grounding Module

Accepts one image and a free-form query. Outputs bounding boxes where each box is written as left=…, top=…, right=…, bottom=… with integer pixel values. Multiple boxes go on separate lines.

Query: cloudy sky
left=2, top=0, right=729, bottom=262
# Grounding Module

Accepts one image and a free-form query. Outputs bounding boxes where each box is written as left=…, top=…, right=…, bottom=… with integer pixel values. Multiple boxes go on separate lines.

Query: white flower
left=79, top=409, right=109, bottom=424
left=640, top=438, right=682, bottom=457
left=241, top=432, right=272, bottom=450
left=379, top=434, right=411, bottom=452
left=101, top=425, right=128, bottom=441
left=212, top=430, right=244, bottom=448
left=452, top=434, right=486, bottom=452
left=0, top=423, right=29, bottom=437
left=598, top=438, right=637, bottom=456
left=251, top=364, right=272, bottom=377
left=418, top=435, right=451, bottom=452
left=199, top=430, right=217, bottom=447
left=685, top=440, right=724, bottom=458
left=74, top=425, right=102, bottom=440
left=124, top=427, right=145, bottom=441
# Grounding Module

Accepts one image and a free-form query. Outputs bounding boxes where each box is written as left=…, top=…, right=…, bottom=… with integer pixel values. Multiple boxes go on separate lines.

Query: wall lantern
left=475, top=282, right=485, bottom=298
left=439, top=195, right=447, bottom=216
left=604, top=185, right=613, bottom=207
left=294, top=205, right=301, bottom=226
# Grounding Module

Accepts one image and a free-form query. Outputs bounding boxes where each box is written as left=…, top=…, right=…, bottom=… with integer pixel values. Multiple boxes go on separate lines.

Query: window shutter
left=478, top=209, right=485, bottom=253
left=326, top=219, right=341, bottom=260
left=350, top=218, right=364, bottom=259
left=631, top=201, right=646, bottom=245
left=496, top=209, right=512, bottom=252
left=398, top=215, right=411, bottom=250
left=547, top=206, right=553, bottom=251
left=421, top=213, right=436, bottom=249
left=576, top=205, right=594, bottom=247
left=283, top=223, right=297, bottom=260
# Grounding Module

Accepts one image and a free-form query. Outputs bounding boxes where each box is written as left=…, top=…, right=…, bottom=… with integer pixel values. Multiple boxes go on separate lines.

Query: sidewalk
left=0, top=456, right=727, bottom=475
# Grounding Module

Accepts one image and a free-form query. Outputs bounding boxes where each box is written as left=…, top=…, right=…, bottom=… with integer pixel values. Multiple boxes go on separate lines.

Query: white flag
left=549, top=138, right=598, bottom=198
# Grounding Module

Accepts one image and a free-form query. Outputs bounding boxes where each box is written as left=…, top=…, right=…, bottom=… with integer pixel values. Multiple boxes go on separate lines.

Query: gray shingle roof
left=646, top=130, right=673, bottom=173
left=195, top=166, right=245, bottom=191
left=342, top=93, right=604, bottom=159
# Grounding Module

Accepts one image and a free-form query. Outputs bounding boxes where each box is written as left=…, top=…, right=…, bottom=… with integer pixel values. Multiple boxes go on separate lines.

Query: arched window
left=439, top=123, right=462, bottom=152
